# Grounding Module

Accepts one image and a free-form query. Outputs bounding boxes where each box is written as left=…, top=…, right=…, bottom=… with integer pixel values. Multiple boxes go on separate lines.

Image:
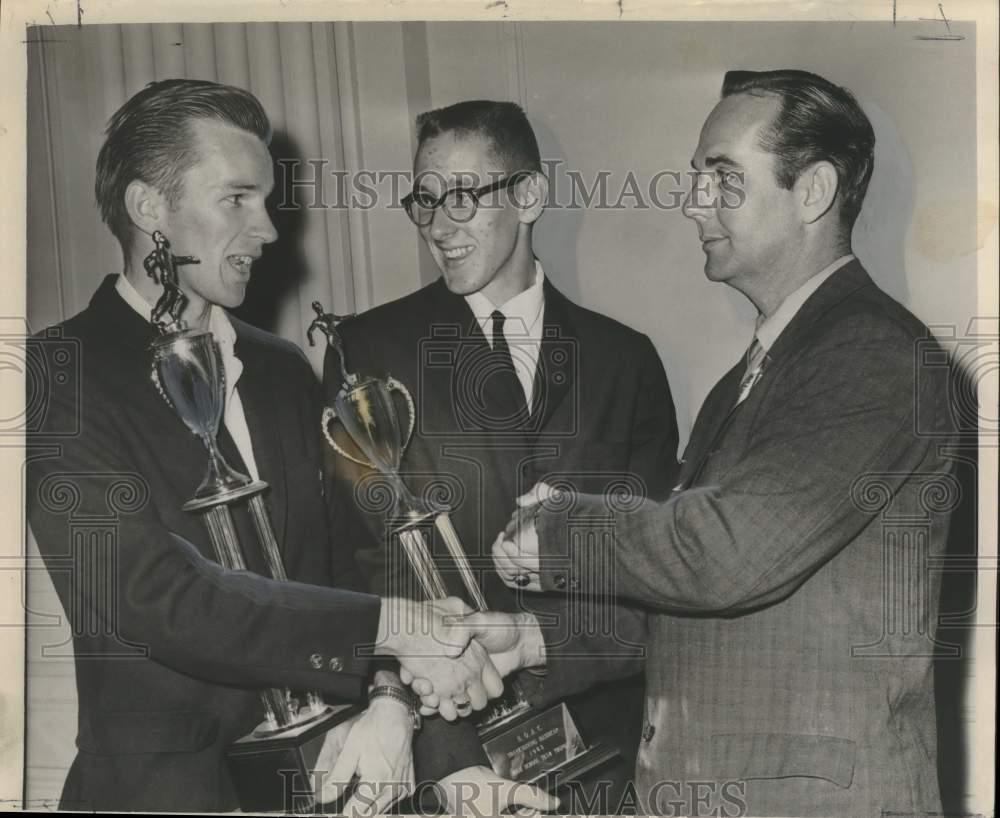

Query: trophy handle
left=321, top=406, right=376, bottom=468
left=149, top=362, right=174, bottom=412
left=385, top=376, right=416, bottom=451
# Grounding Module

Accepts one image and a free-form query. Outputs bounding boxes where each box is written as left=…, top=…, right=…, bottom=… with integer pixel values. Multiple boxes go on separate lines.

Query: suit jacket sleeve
left=27, top=338, right=381, bottom=700
left=535, top=312, right=950, bottom=613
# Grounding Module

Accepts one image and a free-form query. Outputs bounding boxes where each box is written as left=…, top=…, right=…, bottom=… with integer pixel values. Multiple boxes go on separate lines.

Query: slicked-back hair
left=415, top=100, right=542, bottom=176
left=722, top=69, right=875, bottom=230
left=95, top=79, right=271, bottom=252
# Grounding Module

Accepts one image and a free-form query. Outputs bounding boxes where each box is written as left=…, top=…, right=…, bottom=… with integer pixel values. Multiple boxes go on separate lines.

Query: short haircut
left=415, top=100, right=542, bottom=175
left=95, top=79, right=271, bottom=252
left=722, top=69, right=875, bottom=230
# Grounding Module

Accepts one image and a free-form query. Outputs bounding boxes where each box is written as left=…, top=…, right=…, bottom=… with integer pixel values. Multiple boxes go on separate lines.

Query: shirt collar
left=755, top=254, right=855, bottom=352
left=465, top=259, right=546, bottom=338
left=115, top=272, right=237, bottom=348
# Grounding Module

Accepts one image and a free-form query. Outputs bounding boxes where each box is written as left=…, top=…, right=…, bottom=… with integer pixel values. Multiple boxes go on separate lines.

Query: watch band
left=369, top=685, right=421, bottom=731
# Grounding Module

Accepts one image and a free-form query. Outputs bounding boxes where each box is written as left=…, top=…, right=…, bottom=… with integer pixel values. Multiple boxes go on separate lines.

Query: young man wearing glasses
left=327, top=100, right=679, bottom=814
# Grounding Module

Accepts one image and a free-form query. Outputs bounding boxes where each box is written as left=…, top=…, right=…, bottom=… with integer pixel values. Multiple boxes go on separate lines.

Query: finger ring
left=514, top=574, right=530, bottom=588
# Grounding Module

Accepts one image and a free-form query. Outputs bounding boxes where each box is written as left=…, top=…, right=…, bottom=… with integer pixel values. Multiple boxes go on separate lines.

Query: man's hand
left=401, top=612, right=547, bottom=715
left=494, top=483, right=556, bottom=592
left=378, top=597, right=504, bottom=719
left=376, top=596, right=473, bottom=660
left=436, top=765, right=559, bottom=817
left=465, top=610, right=547, bottom=675
left=398, top=637, right=504, bottom=721
left=399, top=638, right=505, bottom=720
left=314, top=695, right=414, bottom=815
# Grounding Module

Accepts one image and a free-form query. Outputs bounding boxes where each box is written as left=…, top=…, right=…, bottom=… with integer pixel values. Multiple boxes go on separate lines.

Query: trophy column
left=311, top=302, right=619, bottom=791
left=144, top=240, right=358, bottom=813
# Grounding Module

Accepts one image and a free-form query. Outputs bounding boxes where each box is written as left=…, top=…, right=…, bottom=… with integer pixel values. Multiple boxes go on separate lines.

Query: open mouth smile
left=440, top=246, right=474, bottom=261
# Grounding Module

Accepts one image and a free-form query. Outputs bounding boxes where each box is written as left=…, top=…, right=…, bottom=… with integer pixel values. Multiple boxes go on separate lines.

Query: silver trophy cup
left=322, top=375, right=480, bottom=604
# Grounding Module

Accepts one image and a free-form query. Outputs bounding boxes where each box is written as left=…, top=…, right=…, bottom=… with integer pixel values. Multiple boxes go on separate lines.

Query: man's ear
left=798, top=161, right=839, bottom=225
left=124, top=180, right=167, bottom=236
left=514, top=172, right=549, bottom=226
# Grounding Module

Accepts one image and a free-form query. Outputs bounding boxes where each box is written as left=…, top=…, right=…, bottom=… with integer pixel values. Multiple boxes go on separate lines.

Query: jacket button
left=642, top=723, right=655, bottom=742
left=328, top=657, right=343, bottom=672
left=568, top=578, right=580, bottom=591
left=553, top=574, right=567, bottom=590
left=309, top=653, right=323, bottom=669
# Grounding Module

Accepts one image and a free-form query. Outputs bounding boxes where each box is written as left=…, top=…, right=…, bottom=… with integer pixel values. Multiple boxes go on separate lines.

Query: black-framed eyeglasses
left=402, top=173, right=529, bottom=227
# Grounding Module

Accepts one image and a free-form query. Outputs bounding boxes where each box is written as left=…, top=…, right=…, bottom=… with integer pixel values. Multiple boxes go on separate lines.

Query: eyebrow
left=703, top=153, right=741, bottom=169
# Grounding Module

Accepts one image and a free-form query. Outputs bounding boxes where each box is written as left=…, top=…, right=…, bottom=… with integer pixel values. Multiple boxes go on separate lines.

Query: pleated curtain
left=26, top=22, right=379, bottom=376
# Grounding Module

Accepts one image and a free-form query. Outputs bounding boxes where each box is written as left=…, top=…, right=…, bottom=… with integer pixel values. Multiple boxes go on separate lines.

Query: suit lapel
left=674, top=361, right=744, bottom=491
left=427, top=280, right=533, bottom=439
left=421, top=280, right=526, bottom=522
left=531, top=280, right=576, bottom=432
left=90, top=277, right=214, bottom=501
left=761, top=259, right=875, bottom=370
left=675, top=260, right=876, bottom=493
left=88, top=275, right=159, bottom=357
left=91, top=276, right=293, bottom=561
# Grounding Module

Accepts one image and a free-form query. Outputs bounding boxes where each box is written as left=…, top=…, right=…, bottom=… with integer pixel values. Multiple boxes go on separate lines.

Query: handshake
left=318, top=598, right=552, bottom=816
left=375, top=597, right=544, bottom=721
left=317, top=484, right=561, bottom=815
left=375, top=482, right=554, bottom=718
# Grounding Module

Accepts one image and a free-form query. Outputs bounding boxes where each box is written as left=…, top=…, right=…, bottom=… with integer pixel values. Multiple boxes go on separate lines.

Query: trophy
left=310, top=301, right=618, bottom=790
left=146, top=234, right=359, bottom=813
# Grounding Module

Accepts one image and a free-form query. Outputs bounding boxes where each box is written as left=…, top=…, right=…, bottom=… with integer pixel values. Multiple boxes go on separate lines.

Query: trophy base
left=479, top=700, right=619, bottom=788
left=226, top=702, right=362, bottom=813
left=183, top=479, right=268, bottom=512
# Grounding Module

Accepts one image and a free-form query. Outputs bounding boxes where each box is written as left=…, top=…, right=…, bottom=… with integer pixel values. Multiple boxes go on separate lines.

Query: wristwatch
left=368, top=684, right=422, bottom=731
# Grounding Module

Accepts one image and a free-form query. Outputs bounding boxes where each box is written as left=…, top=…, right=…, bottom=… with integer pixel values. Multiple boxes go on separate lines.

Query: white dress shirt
left=735, top=255, right=854, bottom=404
left=755, top=254, right=855, bottom=353
left=116, top=273, right=261, bottom=480
left=465, top=259, right=546, bottom=407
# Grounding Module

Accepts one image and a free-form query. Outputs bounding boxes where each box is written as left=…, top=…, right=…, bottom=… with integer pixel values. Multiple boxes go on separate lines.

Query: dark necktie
left=489, top=310, right=529, bottom=424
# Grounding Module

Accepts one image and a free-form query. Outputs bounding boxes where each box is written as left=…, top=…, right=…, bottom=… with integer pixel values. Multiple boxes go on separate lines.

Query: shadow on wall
left=233, top=131, right=307, bottom=333
left=853, top=102, right=915, bottom=305
left=935, top=356, right=982, bottom=815
left=530, top=119, right=583, bottom=303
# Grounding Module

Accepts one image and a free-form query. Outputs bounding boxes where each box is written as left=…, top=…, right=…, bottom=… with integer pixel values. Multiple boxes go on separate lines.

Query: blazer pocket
left=78, top=709, right=219, bottom=755
left=710, top=732, right=857, bottom=788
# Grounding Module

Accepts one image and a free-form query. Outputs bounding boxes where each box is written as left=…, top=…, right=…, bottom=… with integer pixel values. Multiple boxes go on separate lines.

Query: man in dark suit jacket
left=26, top=79, right=487, bottom=813
left=489, top=71, right=958, bottom=816
left=327, top=100, right=679, bottom=814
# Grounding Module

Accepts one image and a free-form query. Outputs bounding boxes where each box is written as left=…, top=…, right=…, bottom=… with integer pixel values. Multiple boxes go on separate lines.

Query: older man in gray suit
left=472, top=69, right=959, bottom=816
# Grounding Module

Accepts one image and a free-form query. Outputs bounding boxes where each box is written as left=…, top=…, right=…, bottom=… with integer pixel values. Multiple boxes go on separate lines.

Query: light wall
left=25, top=20, right=980, bottom=805
left=423, top=21, right=978, bottom=437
